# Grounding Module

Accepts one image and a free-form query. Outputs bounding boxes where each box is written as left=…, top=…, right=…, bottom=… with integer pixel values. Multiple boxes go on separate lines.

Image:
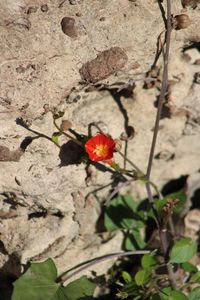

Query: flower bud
left=173, top=14, right=191, bottom=30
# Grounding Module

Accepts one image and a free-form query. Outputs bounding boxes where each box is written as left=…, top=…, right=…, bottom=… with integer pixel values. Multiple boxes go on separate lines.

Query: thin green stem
left=117, top=149, right=162, bottom=199
left=168, top=216, right=176, bottom=236
left=117, top=150, right=143, bottom=174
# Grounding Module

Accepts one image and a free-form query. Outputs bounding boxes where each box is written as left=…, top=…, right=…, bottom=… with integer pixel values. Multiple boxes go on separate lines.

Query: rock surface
left=0, top=0, right=200, bottom=288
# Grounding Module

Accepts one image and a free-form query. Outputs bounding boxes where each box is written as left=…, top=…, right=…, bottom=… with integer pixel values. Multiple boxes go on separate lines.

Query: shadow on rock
left=0, top=251, right=21, bottom=300
left=59, top=140, right=85, bottom=166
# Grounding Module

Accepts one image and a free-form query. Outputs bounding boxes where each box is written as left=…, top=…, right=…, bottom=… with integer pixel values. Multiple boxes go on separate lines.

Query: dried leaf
left=79, top=47, right=128, bottom=83
left=0, top=146, right=23, bottom=162
left=60, top=120, right=72, bottom=131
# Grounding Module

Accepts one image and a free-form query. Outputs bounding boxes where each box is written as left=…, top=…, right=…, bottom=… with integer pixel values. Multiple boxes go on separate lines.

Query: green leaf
left=189, top=287, right=200, bottom=300
left=157, top=288, right=187, bottom=300
left=148, top=190, right=187, bottom=219
left=147, top=198, right=168, bottom=219
left=169, top=238, right=197, bottom=263
left=122, top=271, right=132, bottom=283
left=151, top=294, right=162, bottom=300
left=133, top=296, right=142, bottom=300
left=104, top=195, right=145, bottom=231
left=159, top=287, right=172, bottom=300
left=141, top=253, right=158, bottom=270
left=121, top=281, right=141, bottom=298
left=63, top=276, right=96, bottom=300
left=138, top=178, right=147, bottom=184
left=191, top=271, right=200, bottom=283
left=155, top=198, right=168, bottom=216
left=12, top=259, right=96, bottom=300
left=30, top=258, right=57, bottom=280
left=124, top=229, right=146, bottom=250
left=135, top=269, right=151, bottom=286
left=52, top=132, right=61, bottom=145
left=170, top=291, right=188, bottom=300
left=12, top=258, right=59, bottom=300
left=181, top=262, right=198, bottom=273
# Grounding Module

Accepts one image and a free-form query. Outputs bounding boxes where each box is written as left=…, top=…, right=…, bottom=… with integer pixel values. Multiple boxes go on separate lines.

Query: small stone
left=40, top=4, right=49, bottom=12
left=27, top=6, right=38, bottom=14
left=194, top=72, right=200, bottom=84
left=69, top=0, right=77, bottom=4
left=11, top=17, right=31, bottom=30
left=73, top=95, right=81, bottom=103
left=99, top=17, right=105, bottom=21
left=16, top=66, right=26, bottom=73
left=182, top=0, right=200, bottom=8
left=43, top=104, right=50, bottom=113
left=41, top=4, right=48, bottom=12
left=132, top=62, right=140, bottom=69
left=194, top=59, right=200, bottom=65
left=182, top=53, right=191, bottom=63
left=75, top=12, right=82, bottom=17
left=61, top=17, right=77, bottom=38
left=155, top=150, right=174, bottom=161
left=129, top=0, right=138, bottom=5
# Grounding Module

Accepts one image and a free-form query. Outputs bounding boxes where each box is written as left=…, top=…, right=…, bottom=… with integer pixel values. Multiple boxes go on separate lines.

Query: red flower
left=85, top=134, right=115, bottom=162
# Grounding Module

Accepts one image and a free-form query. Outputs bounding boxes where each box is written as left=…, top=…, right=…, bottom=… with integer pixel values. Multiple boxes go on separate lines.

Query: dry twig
left=57, top=250, right=151, bottom=284
left=145, top=0, right=177, bottom=289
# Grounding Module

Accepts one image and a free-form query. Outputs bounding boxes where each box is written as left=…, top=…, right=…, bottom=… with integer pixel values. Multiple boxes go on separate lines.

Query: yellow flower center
left=93, top=144, right=108, bottom=157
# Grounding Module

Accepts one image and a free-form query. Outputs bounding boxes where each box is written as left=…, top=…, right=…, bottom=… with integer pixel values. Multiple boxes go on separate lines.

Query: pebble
left=41, top=4, right=49, bottom=12
left=27, top=6, right=38, bottom=14
left=61, top=17, right=77, bottom=38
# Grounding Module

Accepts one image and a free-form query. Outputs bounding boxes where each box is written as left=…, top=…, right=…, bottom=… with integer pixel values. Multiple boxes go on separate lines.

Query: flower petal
left=85, top=134, right=115, bottom=162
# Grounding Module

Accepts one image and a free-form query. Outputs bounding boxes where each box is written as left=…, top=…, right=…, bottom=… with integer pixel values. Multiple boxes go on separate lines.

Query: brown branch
left=16, top=118, right=61, bottom=149
left=144, top=0, right=177, bottom=289
left=146, top=0, right=172, bottom=181
left=145, top=0, right=172, bottom=250
left=57, top=250, right=151, bottom=284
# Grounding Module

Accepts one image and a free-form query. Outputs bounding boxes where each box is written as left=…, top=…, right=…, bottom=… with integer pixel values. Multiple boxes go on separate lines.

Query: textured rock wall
left=0, top=0, right=200, bottom=282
